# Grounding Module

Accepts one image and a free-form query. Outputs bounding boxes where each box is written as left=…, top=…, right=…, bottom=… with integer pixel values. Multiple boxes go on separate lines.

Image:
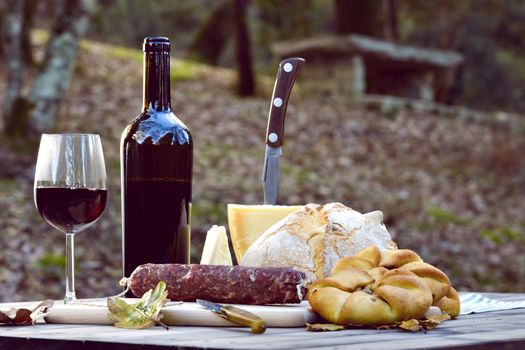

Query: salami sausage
left=129, top=264, right=308, bottom=305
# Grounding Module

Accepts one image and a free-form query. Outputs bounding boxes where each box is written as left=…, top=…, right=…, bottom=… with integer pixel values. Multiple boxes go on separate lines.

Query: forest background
left=1, top=0, right=524, bottom=301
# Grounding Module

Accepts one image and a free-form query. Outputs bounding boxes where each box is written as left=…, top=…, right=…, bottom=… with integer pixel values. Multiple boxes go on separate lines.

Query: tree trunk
left=189, top=1, right=233, bottom=65
left=387, top=0, right=399, bottom=41
left=234, top=0, right=255, bottom=96
left=334, top=0, right=383, bottom=37
left=26, top=0, right=98, bottom=134
left=1, top=0, right=25, bottom=135
left=21, top=0, right=36, bottom=66
left=434, top=1, right=471, bottom=103
left=0, top=5, right=6, bottom=59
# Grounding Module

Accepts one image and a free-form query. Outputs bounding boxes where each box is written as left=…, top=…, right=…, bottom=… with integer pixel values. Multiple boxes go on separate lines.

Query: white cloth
left=460, top=293, right=525, bottom=315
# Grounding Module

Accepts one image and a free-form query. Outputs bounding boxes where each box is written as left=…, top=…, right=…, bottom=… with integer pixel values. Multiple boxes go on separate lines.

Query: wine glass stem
left=65, top=233, right=77, bottom=304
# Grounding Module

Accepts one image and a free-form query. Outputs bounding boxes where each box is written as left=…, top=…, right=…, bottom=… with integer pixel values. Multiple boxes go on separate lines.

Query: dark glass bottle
left=121, top=37, right=192, bottom=277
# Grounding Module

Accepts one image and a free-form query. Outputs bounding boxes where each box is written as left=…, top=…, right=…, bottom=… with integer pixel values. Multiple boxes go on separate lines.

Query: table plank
left=1, top=293, right=525, bottom=350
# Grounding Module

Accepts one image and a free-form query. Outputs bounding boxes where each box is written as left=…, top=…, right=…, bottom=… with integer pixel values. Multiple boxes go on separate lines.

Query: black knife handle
left=266, top=57, right=305, bottom=147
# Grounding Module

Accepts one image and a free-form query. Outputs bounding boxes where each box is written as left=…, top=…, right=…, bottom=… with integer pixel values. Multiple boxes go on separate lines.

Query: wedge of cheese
left=227, top=204, right=303, bottom=261
left=200, top=225, right=233, bottom=265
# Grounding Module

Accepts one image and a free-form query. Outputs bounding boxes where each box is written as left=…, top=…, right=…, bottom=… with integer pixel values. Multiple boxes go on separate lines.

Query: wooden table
left=1, top=293, right=524, bottom=350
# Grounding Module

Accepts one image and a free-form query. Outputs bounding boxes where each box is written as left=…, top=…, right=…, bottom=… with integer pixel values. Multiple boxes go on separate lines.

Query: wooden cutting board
left=45, top=299, right=319, bottom=327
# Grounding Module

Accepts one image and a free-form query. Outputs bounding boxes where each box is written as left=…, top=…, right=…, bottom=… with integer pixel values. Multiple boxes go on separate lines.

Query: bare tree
left=189, top=0, right=233, bottom=65
left=21, top=0, right=37, bottom=66
left=433, top=1, right=471, bottom=103
left=1, top=0, right=98, bottom=138
left=2, top=0, right=25, bottom=135
left=387, top=0, right=399, bottom=41
left=28, top=0, right=98, bottom=133
left=436, top=1, right=471, bottom=50
left=189, top=0, right=255, bottom=96
left=234, top=0, right=255, bottom=96
left=334, top=0, right=383, bottom=37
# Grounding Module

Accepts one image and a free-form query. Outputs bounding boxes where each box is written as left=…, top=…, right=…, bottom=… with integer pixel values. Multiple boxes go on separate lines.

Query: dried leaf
left=108, top=297, right=154, bottom=329
left=30, top=300, right=54, bottom=323
left=306, top=323, right=346, bottom=332
left=108, top=281, right=169, bottom=330
left=420, top=314, right=450, bottom=330
left=0, top=300, right=54, bottom=326
left=375, top=323, right=400, bottom=330
left=427, top=314, right=451, bottom=323
left=13, top=309, right=33, bottom=325
left=306, top=313, right=453, bottom=333
left=399, top=319, right=422, bottom=332
left=0, top=309, right=18, bottom=324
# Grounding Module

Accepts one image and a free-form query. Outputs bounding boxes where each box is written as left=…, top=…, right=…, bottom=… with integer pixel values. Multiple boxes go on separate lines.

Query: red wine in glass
left=36, top=187, right=107, bottom=233
left=34, top=134, right=107, bottom=303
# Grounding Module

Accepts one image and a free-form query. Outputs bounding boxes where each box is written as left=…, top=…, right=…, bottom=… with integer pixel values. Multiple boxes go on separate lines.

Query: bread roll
left=307, top=268, right=433, bottom=325
left=307, top=245, right=460, bottom=325
left=240, top=203, right=397, bottom=280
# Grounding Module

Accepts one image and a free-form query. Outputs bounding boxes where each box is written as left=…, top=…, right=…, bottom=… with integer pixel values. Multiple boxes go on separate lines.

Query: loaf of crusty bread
left=240, top=203, right=397, bottom=280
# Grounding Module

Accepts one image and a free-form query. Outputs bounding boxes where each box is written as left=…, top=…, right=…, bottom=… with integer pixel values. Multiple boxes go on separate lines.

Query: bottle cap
left=143, top=37, right=170, bottom=52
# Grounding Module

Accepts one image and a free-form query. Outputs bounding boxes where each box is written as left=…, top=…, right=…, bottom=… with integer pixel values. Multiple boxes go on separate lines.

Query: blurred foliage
left=84, top=0, right=525, bottom=112
left=1, top=35, right=525, bottom=299
left=458, top=1, right=525, bottom=112
left=170, top=60, right=203, bottom=82
left=399, top=0, right=525, bottom=112
left=2, top=0, right=525, bottom=299
left=252, top=0, right=333, bottom=65
left=480, top=226, right=525, bottom=245
left=88, top=0, right=215, bottom=49
left=35, top=254, right=67, bottom=278
left=426, top=207, right=470, bottom=226
left=7, top=0, right=525, bottom=111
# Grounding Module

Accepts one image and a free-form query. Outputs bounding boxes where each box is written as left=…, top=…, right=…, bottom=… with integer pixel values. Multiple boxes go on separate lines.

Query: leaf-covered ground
left=1, top=39, right=525, bottom=301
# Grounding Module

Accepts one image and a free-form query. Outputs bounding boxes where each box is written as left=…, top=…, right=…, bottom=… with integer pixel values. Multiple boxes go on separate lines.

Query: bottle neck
left=143, top=51, right=171, bottom=112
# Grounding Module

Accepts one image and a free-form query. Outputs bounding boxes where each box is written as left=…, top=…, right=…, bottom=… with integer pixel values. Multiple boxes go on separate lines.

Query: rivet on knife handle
left=266, top=57, right=305, bottom=148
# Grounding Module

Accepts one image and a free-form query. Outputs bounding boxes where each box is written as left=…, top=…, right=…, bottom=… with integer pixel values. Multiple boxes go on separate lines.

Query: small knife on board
left=262, top=57, right=305, bottom=205
left=196, top=299, right=267, bottom=334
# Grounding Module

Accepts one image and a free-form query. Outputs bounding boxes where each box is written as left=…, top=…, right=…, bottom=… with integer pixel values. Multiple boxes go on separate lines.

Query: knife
left=196, top=299, right=267, bottom=334
left=262, top=57, right=305, bottom=205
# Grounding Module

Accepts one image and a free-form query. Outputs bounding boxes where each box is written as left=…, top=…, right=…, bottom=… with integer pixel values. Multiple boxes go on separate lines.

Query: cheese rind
left=200, top=225, right=233, bottom=265
left=227, top=204, right=303, bottom=261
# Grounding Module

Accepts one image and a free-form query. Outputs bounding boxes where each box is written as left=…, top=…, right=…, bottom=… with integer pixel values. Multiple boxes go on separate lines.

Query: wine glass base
left=64, top=292, right=77, bottom=304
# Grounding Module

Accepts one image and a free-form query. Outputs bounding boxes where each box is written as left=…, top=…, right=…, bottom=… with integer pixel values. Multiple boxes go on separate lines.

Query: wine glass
left=34, top=134, right=107, bottom=304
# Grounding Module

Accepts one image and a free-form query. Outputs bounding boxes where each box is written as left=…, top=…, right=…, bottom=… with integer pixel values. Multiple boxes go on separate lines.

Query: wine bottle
left=121, top=37, right=192, bottom=277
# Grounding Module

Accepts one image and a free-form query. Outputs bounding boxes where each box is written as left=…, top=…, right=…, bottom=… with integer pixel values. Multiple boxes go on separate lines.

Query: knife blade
left=196, top=299, right=267, bottom=334
left=262, top=57, right=305, bottom=205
